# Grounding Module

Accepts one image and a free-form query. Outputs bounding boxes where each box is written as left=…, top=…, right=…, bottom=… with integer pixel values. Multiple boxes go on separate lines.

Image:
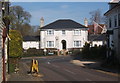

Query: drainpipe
left=2, top=1, right=9, bottom=82
left=2, top=29, right=6, bottom=82
left=2, top=1, right=6, bottom=82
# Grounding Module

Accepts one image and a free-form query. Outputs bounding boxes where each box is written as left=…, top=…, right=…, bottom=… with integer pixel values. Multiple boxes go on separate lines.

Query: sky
left=10, top=0, right=110, bottom=2
left=11, top=2, right=109, bottom=26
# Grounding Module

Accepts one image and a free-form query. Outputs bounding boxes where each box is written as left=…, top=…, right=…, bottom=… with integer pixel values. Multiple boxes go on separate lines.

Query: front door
left=61, top=40, right=66, bottom=50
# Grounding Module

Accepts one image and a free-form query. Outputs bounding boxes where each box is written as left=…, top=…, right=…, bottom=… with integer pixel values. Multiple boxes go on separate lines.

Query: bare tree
left=31, top=26, right=40, bottom=36
left=89, top=9, right=105, bottom=24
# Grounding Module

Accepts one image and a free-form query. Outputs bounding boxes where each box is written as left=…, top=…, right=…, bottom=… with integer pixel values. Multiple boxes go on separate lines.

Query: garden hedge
left=9, top=30, right=23, bottom=58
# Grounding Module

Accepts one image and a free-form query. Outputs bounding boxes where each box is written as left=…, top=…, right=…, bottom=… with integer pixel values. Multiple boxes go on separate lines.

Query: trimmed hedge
left=9, top=30, right=23, bottom=58
left=22, top=48, right=58, bottom=57
left=22, top=48, right=44, bottom=57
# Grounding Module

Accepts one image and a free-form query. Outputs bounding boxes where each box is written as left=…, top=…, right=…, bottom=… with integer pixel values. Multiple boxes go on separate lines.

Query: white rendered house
left=23, top=36, right=40, bottom=50
left=40, top=18, right=88, bottom=51
left=88, top=34, right=107, bottom=47
left=104, top=0, right=120, bottom=58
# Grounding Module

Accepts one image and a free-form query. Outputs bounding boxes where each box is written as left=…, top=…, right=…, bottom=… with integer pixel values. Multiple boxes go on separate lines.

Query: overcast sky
left=11, top=2, right=109, bottom=26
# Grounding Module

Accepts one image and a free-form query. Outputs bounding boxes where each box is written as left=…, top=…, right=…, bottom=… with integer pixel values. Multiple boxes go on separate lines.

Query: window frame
left=47, top=30, right=54, bottom=35
left=109, top=17, right=112, bottom=28
left=62, top=30, right=66, bottom=35
left=118, top=13, right=120, bottom=27
left=74, top=41, right=81, bottom=47
left=47, top=41, right=54, bottom=48
left=74, top=29, right=81, bottom=35
left=114, top=15, right=117, bottom=27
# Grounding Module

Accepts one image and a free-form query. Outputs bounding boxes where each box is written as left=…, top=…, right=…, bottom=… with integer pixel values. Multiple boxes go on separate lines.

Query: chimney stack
left=84, top=18, right=88, bottom=27
left=40, top=17, right=44, bottom=28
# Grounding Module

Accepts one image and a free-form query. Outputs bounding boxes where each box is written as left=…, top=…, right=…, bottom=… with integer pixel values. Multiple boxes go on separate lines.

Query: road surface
left=21, top=56, right=119, bottom=82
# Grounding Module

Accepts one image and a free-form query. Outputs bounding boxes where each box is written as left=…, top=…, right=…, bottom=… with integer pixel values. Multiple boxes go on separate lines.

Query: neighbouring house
left=88, top=24, right=107, bottom=35
left=23, top=36, right=40, bottom=50
left=40, top=18, right=88, bottom=54
left=104, top=0, right=120, bottom=60
left=84, top=18, right=107, bottom=47
left=84, top=18, right=107, bottom=35
left=88, top=34, right=107, bottom=47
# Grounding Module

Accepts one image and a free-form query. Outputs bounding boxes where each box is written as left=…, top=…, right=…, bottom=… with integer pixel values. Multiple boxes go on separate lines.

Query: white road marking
left=64, top=69, right=76, bottom=75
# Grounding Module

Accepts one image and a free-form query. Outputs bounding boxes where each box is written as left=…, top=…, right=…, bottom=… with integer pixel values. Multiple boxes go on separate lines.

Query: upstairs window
left=114, top=15, right=117, bottom=27
left=74, top=30, right=81, bottom=35
left=62, top=30, right=66, bottom=35
left=109, top=18, right=112, bottom=28
left=47, top=30, right=54, bottom=35
left=118, top=14, right=120, bottom=27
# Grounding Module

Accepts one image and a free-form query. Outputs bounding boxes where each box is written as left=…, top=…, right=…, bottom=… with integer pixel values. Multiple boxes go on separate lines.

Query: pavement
left=70, top=59, right=119, bottom=77
left=70, top=60, right=97, bottom=67
left=7, top=61, right=43, bottom=82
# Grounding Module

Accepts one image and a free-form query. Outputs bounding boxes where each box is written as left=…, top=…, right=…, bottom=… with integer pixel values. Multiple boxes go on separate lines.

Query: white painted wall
left=105, top=3, right=120, bottom=61
left=40, top=29, right=88, bottom=50
left=106, top=7, right=120, bottom=29
left=92, top=41, right=103, bottom=47
left=106, top=5, right=120, bottom=49
left=23, top=41, right=39, bottom=50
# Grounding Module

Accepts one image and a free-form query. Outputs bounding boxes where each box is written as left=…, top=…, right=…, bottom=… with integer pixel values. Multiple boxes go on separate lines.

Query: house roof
left=23, top=36, right=40, bottom=41
left=88, top=24, right=105, bottom=34
left=88, top=34, right=107, bottom=41
left=40, top=19, right=87, bottom=29
left=104, top=1, right=120, bottom=15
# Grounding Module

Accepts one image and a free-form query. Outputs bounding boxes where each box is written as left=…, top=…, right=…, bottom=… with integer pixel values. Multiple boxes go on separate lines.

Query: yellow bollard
left=29, top=59, right=43, bottom=77
left=34, top=60, right=39, bottom=73
left=31, top=59, right=35, bottom=73
left=30, top=59, right=39, bottom=74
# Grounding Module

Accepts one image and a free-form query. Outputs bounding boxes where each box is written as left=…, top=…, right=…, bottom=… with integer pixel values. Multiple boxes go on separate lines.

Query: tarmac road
left=22, top=56, right=119, bottom=82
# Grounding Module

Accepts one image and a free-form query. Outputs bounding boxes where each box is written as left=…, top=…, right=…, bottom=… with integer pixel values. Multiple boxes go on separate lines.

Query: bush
left=22, top=48, right=58, bottom=57
left=82, top=42, right=91, bottom=58
left=22, top=48, right=44, bottom=57
left=70, top=49, right=81, bottom=56
left=82, top=42, right=107, bottom=60
left=9, top=30, right=23, bottom=58
left=70, top=49, right=82, bottom=60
